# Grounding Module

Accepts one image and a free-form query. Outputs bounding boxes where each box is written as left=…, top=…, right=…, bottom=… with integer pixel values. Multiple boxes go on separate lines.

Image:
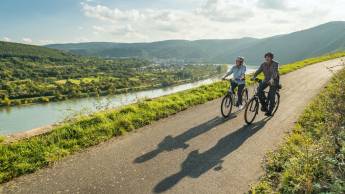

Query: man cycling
left=222, top=56, right=247, bottom=108
left=252, top=52, right=280, bottom=117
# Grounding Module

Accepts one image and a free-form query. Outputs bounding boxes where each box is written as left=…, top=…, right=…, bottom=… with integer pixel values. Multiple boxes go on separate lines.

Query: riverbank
left=0, top=76, right=225, bottom=135
left=0, top=73, right=223, bottom=107
left=0, top=52, right=344, bottom=184
left=250, top=66, right=345, bottom=193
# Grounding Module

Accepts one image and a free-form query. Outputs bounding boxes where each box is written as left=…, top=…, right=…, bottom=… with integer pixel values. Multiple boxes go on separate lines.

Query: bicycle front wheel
left=245, top=97, right=259, bottom=125
left=242, top=88, right=249, bottom=105
left=221, top=94, right=233, bottom=118
left=272, top=92, right=280, bottom=115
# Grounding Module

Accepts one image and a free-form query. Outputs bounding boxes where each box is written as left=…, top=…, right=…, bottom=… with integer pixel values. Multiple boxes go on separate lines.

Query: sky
left=0, top=0, right=344, bottom=45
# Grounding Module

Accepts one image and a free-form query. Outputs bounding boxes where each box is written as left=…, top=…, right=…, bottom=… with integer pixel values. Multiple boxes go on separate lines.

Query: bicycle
left=244, top=78, right=281, bottom=125
left=221, top=79, right=249, bottom=118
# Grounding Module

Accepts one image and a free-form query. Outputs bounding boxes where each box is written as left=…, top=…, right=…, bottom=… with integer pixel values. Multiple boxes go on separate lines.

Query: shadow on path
left=153, top=117, right=270, bottom=193
left=134, top=115, right=236, bottom=164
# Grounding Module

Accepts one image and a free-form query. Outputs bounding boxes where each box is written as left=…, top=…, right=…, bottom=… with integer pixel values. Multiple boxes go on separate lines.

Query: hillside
left=0, top=41, right=226, bottom=106
left=0, top=41, right=73, bottom=59
left=47, top=21, right=345, bottom=64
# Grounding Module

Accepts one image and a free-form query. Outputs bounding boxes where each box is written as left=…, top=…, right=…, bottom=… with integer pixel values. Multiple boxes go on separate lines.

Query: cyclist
left=252, top=52, right=280, bottom=116
left=222, top=56, right=247, bottom=108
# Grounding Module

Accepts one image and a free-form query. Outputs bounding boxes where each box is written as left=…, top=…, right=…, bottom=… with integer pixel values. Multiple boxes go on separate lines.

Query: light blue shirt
left=225, top=65, right=246, bottom=84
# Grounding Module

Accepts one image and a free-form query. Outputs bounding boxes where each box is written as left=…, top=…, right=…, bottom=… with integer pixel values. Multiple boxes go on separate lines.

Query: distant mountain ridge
left=47, top=21, right=345, bottom=64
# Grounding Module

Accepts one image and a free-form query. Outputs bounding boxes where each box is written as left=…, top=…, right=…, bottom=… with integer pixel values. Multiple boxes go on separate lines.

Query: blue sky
left=1, top=0, right=344, bottom=45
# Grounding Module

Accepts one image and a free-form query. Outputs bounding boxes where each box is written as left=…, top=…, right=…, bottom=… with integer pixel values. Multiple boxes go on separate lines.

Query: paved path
left=1, top=58, right=344, bottom=194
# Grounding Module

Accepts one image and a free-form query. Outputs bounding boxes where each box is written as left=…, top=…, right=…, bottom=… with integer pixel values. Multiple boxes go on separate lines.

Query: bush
left=39, top=97, right=50, bottom=103
left=250, top=68, right=345, bottom=194
left=1, top=97, right=11, bottom=106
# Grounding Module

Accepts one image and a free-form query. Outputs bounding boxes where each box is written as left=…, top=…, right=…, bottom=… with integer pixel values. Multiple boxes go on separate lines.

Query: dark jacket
left=253, top=61, right=279, bottom=82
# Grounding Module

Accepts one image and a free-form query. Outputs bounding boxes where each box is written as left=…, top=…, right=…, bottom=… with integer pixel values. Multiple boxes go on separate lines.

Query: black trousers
left=230, top=81, right=245, bottom=105
left=257, top=81, right=277, bottom=113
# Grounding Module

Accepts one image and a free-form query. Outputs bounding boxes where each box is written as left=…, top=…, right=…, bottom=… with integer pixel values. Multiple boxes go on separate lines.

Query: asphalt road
left=1, top=58, right=344, bottom=194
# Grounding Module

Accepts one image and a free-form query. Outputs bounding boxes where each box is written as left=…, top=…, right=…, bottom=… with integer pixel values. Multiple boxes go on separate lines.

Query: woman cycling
left=222, top=56, right=247, bottom=108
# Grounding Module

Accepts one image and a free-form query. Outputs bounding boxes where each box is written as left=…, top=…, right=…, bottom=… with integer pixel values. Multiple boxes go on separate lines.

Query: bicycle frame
left=226, top=78, right=247, bottom=104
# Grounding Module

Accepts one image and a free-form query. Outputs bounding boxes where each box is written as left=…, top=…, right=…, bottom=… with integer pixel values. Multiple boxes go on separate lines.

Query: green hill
left=47, top=21, right=345, bottom=64
left=0, top=41, right=73, bottom=59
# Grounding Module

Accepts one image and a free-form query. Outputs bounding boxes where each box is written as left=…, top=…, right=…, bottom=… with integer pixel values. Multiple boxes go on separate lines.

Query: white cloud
left=196, top=0, right=254, bottom=22
left=80, top=0, right=345, bottom=42
left=257, top=0, right=291, bottom=10
left=3, top=37, right=11, bottom=42
left=22, top=38, right=33, bottom=43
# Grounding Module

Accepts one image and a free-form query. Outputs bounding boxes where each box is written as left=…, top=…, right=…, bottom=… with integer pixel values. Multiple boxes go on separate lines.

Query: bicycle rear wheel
left=221, top=94, right=233, bottom=118
left=245, top=97, right=259, bottom=125
left=272, top=92, right=280, bottom=115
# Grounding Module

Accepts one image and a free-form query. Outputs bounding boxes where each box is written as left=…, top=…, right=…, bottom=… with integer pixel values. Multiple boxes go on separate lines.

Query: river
left=0, top=68, right=256, bottom=135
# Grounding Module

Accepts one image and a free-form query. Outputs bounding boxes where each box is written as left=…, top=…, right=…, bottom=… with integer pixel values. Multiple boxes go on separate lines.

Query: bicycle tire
left=242, top=88, right=249, bottom=105
left=244, top=97, right=259, bottom=125
left=221, top=94, right=233, bottom=118
left=272, top=92, right=280, bottom=115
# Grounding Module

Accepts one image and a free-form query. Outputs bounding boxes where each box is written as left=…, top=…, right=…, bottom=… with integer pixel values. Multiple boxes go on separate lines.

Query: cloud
left=257, top=0, right=291, bottom=10
left=79, top=0, right=344, bottom=42
left=81, top=2, right=200, bottom=41
left=196, top=0, right=254, bottom=22
left=22, top=38, right=33, bottom=43
left=3, top=37, right=11, bottom=42
left=81, top=3, right=145, bottom=23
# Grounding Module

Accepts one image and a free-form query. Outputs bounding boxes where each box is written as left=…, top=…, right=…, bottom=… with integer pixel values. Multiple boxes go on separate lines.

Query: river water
left=0, top=68, right=256, bottom=135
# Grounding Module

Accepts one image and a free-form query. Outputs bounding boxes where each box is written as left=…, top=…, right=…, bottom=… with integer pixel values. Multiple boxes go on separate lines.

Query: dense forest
left=0, top=41, right=227, bottom=106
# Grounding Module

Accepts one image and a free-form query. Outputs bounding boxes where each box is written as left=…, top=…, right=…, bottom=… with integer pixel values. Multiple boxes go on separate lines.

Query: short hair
left=264, top=52, right=274, bottom=59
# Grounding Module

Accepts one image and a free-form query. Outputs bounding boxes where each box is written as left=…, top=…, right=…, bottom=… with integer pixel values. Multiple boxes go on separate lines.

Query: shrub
left=250, top=68, right=345, bottom=193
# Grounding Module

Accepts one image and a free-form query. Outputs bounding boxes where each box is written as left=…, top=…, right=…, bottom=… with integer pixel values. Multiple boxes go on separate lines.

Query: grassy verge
left=251, top=67, right=345, bottom=193
left=0, top=136, right=4, bottom=144
left=0, top=52, right=344, bottom=183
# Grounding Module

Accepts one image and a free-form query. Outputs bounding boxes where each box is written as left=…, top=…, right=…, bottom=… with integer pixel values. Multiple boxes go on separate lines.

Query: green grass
left=250, top=67, right=345, bottom=193
left=0, top=136, right=4, bottom=144
left=0, top=52, right=344, bottom=184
